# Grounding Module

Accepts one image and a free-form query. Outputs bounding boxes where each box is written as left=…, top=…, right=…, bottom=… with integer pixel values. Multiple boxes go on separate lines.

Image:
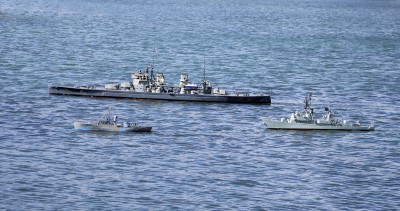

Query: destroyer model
left=261, top=94, right=374, bottom=131
left=73, top=107, right=152, bottom=132
left=49, top=63, right=271, bottom=104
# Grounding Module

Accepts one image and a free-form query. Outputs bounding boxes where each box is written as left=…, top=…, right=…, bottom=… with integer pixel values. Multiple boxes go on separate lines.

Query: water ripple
left=1, top=0, right=400, bottom=210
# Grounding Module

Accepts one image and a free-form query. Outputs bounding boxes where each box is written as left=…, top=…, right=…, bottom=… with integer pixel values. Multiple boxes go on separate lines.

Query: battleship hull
left=73, top=122, right=152, bottom=132
left=49, top=86, right=271, bottom=104
left=261, top=118, right=374, bottom=131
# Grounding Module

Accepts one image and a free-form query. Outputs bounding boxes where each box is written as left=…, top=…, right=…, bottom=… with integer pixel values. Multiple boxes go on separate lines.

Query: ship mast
left=202, top=56, right=207, bottom=94
left=151, top=48, right=156, bottom=81
left=202, top=56, right=206, bottom=83
left=304, top=93, right=312, bottom=109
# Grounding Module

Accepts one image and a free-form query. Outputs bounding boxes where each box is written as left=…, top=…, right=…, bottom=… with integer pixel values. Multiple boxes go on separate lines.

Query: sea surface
left=1, top=0, right=399, bottom=210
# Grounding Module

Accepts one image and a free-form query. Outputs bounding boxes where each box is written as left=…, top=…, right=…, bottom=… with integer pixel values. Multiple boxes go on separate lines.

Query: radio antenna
left=202, top=56, right=206, bottom=82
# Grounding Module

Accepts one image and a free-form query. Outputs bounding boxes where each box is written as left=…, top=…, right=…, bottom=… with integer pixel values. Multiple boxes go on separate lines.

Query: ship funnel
left=179, top=74, right=189, bottom=88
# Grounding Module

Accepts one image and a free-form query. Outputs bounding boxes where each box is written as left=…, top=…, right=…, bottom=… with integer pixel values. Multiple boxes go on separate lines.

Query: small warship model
left=261, top=94, right=374, bottom=131
left=49, top=58, right=271, bottom=104
left=73, top=107, right=152, bottom=132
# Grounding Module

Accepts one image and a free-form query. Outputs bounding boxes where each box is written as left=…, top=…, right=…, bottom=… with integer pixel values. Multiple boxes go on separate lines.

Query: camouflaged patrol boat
left=73, top=107, right=152, bottom=132
left=261, top=94, right=374, bottom=131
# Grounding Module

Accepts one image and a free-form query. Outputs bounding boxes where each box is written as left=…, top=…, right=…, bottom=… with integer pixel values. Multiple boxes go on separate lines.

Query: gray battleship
left=73, top=107, right=152, bottom=132
left=49, top=64, right=271, bottom=104
left=261, top=94, right=374, bottom=131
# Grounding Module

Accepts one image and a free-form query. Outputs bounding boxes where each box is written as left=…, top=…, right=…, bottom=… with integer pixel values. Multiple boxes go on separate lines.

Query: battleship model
left=49, top=61, right=271, bottom=104
left=73, top=107, right=152, bottom=132
left=261, top=94, right=374, bottom=131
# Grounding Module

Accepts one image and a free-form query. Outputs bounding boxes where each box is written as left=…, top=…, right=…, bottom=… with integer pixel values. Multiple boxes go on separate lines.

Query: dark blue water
left=1, top=0, right=399, bottom=210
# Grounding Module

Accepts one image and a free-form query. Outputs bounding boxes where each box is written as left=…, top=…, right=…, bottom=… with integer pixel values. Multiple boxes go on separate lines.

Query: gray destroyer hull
left=261, top=118, right=374, bottom=131
left=49, top=86, right=271, bottom=104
